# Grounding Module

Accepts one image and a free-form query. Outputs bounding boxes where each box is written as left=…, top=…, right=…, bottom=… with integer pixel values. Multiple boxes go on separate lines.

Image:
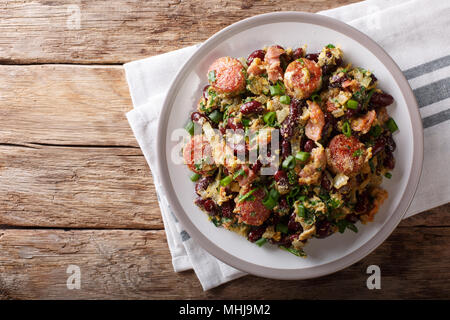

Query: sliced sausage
left=236, top=188, right=271, bottom=226
left=207, top=57, right=246, bottom=95
left=284, top=58, right=322, bottom=100
left=183, top=135, right=216, bottom=175
left=326, top=134, right=366, bottom=176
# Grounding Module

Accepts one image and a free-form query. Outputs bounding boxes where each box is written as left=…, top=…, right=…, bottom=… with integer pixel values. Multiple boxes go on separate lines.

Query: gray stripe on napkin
left=180, top=230, right=191, bottom=242
left=404, top=55, right=450, bottom=80
left=414, top=77, right=450, bottom=108
left=423, top=108, right=450, bottom=129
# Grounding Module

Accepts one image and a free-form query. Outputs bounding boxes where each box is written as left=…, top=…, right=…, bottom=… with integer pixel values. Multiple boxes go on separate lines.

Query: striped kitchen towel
left=125, top=0, right=450, bottom=290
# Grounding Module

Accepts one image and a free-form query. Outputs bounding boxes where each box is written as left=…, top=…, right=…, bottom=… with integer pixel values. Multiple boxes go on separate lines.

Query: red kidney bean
left=195, top=176, right=213, bottom=196
left=322, top=112, right=336, bottom=135
left=355, top=193, right=369, bottom=214
left=288, top=212, right=302, bottom=232
left=202, top=85, right=210, bottom=99
left=240, top=100, right=263, bottom=115
left=266, top=212, right=280, bottom=227
left=191, top=111, right=208, bottom=123
left=370, top=73, right=378, bottom=84
left=270, top=235, right=293, bottom=246
left=281, top=139, right=291, bottom=159
left=383, top=152, right=395, bottom=170
left=226, top=117, right=244, bottom=130
left=247, top=225, right=266, bottom=242
left=292, top=48, right=303, bottom=61
left=329, top=73, right=348, bottom=88
left=274, top=170, right=289, bottom=188
left=370, top=92, right=394, bottom=107
left=195, top=198, right=217, bottom=215
left=321, top=174, right=332, bottom=191
left=251, top=160, right=262, bottom=174
left=220, top=200, right=235, bottom=218
left=303, top=139, right=315, bottom=152
left=384, top=134, right=396, bottom=153
left=346, top=213, right=359, bottom=223
left=281, top=99, right=302, bottom=139
left=247, top=49, right=266, bottom=66
left=315, top=219, right=333, bottom=238
left=276, top=198, right=290, bottom=216
left=322, top=64, right=338, bottom=76
left=305, top=53, right=319, bottom=62
left=372, top=136, right=387, bottom=156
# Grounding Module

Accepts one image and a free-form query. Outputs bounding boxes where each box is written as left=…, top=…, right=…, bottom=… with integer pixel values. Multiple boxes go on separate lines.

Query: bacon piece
left=305, top=101, right=325, bottom=141
left=264, top=46, right=285, bottom=83
left=247, top=57, right=267, bottom=77
left=297, top=145, right=327, bottom=185
left=351, top=110, right=376, bottom=134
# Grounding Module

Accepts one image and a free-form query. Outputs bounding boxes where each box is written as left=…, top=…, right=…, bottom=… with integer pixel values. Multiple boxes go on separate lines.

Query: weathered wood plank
left=0, top=0, right=360, bottom=64
left=0, top=223, right=449, bottom=299
left=0, top=65, right=136, bottom=146
left=0, top=145, right=163, bottom=229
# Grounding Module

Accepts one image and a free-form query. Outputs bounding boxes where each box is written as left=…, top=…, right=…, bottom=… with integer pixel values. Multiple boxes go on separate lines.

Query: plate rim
left=156, top=11, right=424, bottom=280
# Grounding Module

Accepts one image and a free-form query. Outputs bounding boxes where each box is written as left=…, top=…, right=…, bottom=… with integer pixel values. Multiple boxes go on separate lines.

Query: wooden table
left=0, top=0, right=448, bottom=300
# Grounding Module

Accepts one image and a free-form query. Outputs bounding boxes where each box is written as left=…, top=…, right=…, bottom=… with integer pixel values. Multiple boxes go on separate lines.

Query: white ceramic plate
left=156, top=12, right=423, bottom=279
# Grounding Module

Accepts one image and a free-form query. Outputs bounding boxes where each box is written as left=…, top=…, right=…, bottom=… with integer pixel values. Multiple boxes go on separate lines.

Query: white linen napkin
left=125, top=0, right=450, bottom=290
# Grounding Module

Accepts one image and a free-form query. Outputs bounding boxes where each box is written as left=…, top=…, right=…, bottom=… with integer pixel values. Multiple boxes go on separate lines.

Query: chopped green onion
left=208, top=70, right=216, bottom=82
left=269, top=82, right=285, bottom=96
left=220, top=175, right=232, bottom=187
left=385, top=172, right=392, bottom=179
left=369, top=158, right=375, bottom=173
left=282, top=155, right=296, bottom=170
left=255, top=237, right=267, bottom=247
left=342, top=121, right=351, bottom=137
left=295, top=151, right=310, bottom=162
left=297, top=204, right=306, bottom=217
left=232, top=168, right=246, bottom=179
left=353, top=149, right=363, bottom=157
left=370, top=125, right=382, bottom=137
left=238, top=188, right=258, bottom=203
left=326, top=44, right=335, bottom=49
left=262, top=195, right=277, bottom=210
left=190, top=173, right=201, bottom=182
left=298, top=195, right=306, bottom=202
left=280, top=95, right=291, bottom=105
left=263, top=112, right=277, bottom=126
left=346, top=99, right=359, bottom=110
left=269, top=188, right=280, bottom=201
left=241, top=117, right=251, bottom=127
left=276, top=223, right=288, bottom=234
left=280, top=245, right=305, bottom=257
left=208, top=110, right=223, bottom=123
left=184, top=121, right=195, bottom=136
left=386, top=117, right=399, bottom=133
left=311, top=94, right=321, bottom=103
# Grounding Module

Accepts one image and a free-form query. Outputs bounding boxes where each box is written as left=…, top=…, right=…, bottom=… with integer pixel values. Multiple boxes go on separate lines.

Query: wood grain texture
left=0, top=0, right=360, bottom=64
left=0, top=144, right=162, bottom=229
left=0, top=65, right=136, bottom=146
left=0, top=210, right=449, bottom=300
left=0, top=0, right=448, bottom=300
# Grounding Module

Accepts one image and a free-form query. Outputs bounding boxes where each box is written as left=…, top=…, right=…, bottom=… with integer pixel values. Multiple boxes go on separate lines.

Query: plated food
left=182, top=44, right=398, bottom=257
